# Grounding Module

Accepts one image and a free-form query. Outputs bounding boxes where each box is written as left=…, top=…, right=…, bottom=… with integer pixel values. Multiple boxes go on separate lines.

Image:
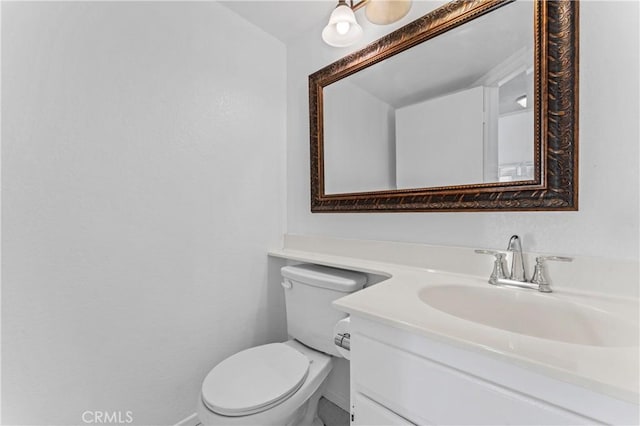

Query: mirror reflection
left=323, top=0, right=534, bottom=195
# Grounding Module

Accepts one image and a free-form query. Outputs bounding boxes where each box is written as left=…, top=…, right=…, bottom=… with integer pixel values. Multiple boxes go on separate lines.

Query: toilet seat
left=201, top=343, right=310, bottom=417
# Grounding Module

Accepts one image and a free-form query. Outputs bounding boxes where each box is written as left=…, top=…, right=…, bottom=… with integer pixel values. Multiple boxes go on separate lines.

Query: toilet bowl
left=197, top=340, right=332, bottom=426
left=197, top=264, right=366, bottom=426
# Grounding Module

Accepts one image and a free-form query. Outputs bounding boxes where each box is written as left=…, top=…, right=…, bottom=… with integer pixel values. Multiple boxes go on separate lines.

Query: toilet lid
left=201, top=343, right=310, bottom=416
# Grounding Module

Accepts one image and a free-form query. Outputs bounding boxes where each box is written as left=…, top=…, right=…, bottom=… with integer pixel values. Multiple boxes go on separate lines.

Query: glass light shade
left=365, top=0, right=412, bottom=25
left=322, top=4, right=363, bottom=47
left=516, top=95, right=527, bottom=108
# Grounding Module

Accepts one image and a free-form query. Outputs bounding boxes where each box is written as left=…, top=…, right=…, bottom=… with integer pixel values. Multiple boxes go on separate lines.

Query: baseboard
left=323, top=389, right=350, bottom=412
left=174, top=413, right=200, bottom=426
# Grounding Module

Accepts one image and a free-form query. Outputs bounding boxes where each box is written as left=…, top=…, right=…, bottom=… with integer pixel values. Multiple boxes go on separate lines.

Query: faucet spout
left=507, top=235, right=527, bottom=282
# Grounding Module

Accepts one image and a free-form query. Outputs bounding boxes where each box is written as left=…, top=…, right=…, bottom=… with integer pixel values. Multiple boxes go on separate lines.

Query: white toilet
left=197, top=264, right=367, bottom=426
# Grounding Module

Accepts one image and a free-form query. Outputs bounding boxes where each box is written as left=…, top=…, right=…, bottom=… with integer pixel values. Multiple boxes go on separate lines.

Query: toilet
left=197, top=264, right=367, bottom=426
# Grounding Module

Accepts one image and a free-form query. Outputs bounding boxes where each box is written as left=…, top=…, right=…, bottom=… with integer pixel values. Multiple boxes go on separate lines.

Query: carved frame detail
left=309, top=0, right=578, bottom=212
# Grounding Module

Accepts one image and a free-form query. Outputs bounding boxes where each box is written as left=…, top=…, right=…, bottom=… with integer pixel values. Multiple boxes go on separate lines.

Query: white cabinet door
left=352, top=333, right=599, bottom=425
left=352, top=392, right=416, bottom=426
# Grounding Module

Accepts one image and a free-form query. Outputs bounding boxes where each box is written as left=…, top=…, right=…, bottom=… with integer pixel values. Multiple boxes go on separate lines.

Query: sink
left=418, top=285, right=639, bottom=347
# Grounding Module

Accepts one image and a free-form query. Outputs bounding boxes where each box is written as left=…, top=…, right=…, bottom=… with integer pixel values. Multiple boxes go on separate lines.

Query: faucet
left=506, top=235, right=527, bottom=282
left=475, top=235, right=572, bottom=293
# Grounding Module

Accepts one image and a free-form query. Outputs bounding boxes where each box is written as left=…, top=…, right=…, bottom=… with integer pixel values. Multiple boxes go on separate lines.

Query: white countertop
left=269, top=245, right=640, bottom=405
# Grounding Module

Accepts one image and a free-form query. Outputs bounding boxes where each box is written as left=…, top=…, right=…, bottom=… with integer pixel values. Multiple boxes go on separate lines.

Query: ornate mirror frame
left=309, top=0, right=578, bottom=212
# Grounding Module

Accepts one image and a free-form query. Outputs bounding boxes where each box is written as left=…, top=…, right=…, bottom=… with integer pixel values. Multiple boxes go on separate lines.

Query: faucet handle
left=536, top=255, right=573, bottom=263
left=474, top=249, right=505, bottom=257
left=530, top=255, right=573, bottom=292
left=475, top=250, right=508, bottom=284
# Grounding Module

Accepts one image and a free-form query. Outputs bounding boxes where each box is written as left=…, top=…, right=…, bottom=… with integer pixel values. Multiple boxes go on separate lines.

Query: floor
left=318, top=397, right=350, bottom=426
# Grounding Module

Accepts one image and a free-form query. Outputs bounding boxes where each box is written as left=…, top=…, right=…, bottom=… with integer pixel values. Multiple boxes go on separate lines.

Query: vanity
left=269, top=235, right=639, bottom=425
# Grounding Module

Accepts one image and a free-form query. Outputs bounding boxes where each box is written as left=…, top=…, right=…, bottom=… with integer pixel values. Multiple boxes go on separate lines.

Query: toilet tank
left=281, top=264, right=367, bottom=356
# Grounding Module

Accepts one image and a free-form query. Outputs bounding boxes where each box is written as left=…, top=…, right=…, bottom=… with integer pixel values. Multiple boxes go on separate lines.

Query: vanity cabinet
left=349, top=316, right=638, bottom=425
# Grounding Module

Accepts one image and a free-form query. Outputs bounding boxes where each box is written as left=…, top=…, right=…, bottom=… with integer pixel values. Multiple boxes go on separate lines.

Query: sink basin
left=418, top=285, right=639, bottom=347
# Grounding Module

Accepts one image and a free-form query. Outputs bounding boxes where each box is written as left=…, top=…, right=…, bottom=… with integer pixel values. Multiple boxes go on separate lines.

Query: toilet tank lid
left=281, top=264, right=367, bottom=293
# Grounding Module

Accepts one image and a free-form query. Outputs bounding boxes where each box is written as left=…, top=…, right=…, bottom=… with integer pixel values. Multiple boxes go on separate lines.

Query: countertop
left=269, top=246, right=640, bottom=405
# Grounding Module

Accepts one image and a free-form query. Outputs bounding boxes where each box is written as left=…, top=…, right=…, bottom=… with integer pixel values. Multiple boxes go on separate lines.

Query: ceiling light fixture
left=322, top=0, right=412, bottom=48
left=516, top=95, right=527, bottom=108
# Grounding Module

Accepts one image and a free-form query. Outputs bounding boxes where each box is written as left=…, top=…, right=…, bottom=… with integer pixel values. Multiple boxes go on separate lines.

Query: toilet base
left=294, top=380, right=326, bottom=426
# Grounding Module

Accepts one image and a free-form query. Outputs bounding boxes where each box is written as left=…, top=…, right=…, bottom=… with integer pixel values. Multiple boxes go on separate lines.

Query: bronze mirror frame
left=309, top=0, right=578, bottom=212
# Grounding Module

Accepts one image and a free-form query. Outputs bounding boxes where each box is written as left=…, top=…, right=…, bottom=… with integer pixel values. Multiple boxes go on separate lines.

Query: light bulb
left=336, top=21, right=350, bottom=35
left=322, top=2, right=363, bottom=47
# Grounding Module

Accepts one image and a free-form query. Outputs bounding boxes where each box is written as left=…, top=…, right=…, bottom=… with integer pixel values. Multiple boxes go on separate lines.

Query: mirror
left=309, top=0, right=579, bottom=212
left=324, top=0, right=534, bottom=194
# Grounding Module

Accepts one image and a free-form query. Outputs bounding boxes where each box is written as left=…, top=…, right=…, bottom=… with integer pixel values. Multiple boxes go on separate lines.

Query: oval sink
left=418, top=285, right=639, bottom=347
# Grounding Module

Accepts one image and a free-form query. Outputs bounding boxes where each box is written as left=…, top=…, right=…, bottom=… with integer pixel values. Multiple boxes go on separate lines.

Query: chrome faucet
left=506, top=235, right=527, bottom=282
left=475, top=235, right=572, bottom=293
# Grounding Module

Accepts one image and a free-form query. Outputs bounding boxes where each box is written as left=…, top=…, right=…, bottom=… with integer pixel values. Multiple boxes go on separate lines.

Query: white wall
left=287, top=0, right=639, bottom=262
left=2, top=2, right=287, bottom=425
left=324, top=80, right=395, bottom=194
left=499, top=110, right=534, bottom=165
left=395, top=86, right=485, bottom=188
